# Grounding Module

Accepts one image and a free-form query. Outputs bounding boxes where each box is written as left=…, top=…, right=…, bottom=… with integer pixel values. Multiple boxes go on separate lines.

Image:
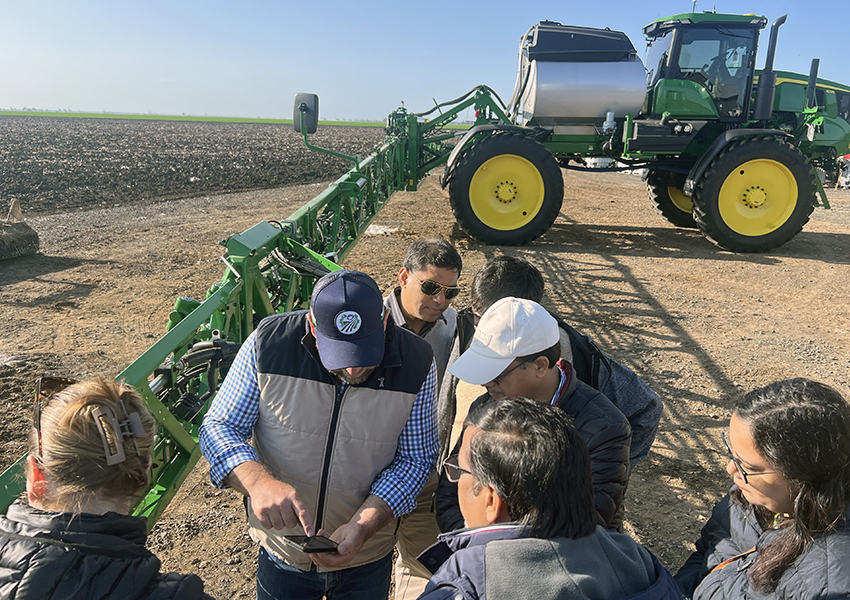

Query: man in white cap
left=434, top=296, right=631, bottom=533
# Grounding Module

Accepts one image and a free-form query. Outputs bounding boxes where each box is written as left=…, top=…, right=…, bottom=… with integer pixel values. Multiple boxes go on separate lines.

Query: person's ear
left=26, top=454, right=48, bottom=503
left=398, top=267, right=410, bottom=288
left=483, top=484, right=510, bottom=525
left=532, top=356, right=550, bottom=378
left=383, top=308, right=391, bottom=331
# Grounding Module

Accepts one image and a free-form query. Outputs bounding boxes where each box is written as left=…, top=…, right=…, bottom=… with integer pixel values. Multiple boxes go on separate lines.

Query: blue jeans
left=256, top=546, right=392, bottom=600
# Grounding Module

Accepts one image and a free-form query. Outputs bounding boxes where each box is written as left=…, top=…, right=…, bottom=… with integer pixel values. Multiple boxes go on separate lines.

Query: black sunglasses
left=34, top=377, right=77, bottom=460
left=721, top=430, right=777, bottom=485
left=492, top=360, right=530, bottom=386
left=442, top=454, right=475, bottom=483
left=410, top=272, right=461, bottom=300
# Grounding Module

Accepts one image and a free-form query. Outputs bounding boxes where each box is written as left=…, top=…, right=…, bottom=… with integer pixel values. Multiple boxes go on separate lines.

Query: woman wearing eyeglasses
left=0, top=377, right=211, bottom=599
left=674, top=378, right=850, bottom=599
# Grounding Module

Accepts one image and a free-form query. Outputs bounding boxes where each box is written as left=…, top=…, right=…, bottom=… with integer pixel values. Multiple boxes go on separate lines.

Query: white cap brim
left=448, top=345, right=515, bottom=386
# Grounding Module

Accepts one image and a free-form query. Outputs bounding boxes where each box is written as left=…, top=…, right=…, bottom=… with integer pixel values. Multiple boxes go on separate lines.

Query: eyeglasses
left=721, top=430, right=777, bottom=485
left=34, top=377, right=77, bottom=460
left=409, top=272, right=461, bottom=300
left=491, top=360, right=529, bottom=386
left=442, top=454, right=476, bottom=483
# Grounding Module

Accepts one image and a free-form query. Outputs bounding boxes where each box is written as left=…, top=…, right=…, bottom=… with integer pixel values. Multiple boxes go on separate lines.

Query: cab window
left=674, top=27, right=756, bottom=118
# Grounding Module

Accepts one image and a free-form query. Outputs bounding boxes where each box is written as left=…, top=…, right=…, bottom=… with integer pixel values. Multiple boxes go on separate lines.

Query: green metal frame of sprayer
left=0, top=87, right=506, bottom=526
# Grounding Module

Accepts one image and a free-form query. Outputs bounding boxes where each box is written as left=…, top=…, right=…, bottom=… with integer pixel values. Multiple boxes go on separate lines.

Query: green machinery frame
left=0, top=86, right=507, bottom=527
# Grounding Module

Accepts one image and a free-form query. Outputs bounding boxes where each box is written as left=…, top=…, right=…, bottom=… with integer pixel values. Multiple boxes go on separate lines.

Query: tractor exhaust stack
left=752, top=14, right=787, bottom=121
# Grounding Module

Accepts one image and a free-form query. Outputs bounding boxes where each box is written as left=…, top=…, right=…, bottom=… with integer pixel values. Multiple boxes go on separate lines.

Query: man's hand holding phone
left=282, top=534, right=339, bottom=554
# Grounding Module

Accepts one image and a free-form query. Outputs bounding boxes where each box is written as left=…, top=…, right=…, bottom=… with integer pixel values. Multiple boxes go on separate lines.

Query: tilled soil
left=0, top=116, right=385, bottom=215
left=2, top=117, right=850, bottom=599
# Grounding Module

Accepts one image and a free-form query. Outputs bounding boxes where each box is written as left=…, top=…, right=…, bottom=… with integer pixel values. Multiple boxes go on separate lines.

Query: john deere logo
left=335, top=311, right=362, bottom=334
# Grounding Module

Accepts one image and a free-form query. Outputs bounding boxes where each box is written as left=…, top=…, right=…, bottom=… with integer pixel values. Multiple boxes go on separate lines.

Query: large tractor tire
left=692, top=136, right=816, bottom=252
left=449, top=134, right=563, bottom=245
left=646, top=170, right=697, bottom=228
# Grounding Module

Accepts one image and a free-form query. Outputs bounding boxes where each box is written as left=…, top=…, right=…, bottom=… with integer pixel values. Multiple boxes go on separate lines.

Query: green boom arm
left=0, top=85, right=505, bottom=527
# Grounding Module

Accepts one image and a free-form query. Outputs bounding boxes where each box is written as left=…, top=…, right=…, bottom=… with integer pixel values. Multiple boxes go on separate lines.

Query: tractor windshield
left=645, top=31, right=673, bottom=89
left=674, top=27, right=757, bottom=118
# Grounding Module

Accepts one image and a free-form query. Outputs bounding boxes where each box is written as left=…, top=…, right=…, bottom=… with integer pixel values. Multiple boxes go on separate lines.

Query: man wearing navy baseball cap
left=200, top=269, right=438, bottom=600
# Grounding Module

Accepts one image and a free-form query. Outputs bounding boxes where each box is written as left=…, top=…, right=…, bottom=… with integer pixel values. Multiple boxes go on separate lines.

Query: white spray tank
left=508, top=21, right=647, bottom=127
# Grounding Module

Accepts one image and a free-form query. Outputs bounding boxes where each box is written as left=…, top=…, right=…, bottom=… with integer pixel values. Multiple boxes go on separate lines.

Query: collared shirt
left=199, top=329, right=439, bottom=518
left=551, top=365, right=568, bottom=406
left=384, top=287, right=457, bottom=387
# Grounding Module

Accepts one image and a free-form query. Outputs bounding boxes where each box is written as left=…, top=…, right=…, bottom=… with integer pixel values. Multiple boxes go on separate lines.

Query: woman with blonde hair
left=675, top=378, right=850, bottom=598
left=0, top=377, right=211, bottom=599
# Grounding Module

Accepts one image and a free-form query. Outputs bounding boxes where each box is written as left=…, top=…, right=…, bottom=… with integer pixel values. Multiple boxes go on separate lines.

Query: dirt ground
left=2, top=165, right=850, bottom=598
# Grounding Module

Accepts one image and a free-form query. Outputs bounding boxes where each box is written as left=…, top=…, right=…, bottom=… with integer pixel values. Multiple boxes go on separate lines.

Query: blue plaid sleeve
left=370, top=359, right=439, bottom=517
left=198, top=331, right=262, bottom=488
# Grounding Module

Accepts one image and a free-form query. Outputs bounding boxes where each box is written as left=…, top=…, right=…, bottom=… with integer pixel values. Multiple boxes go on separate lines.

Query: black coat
left=0, top=502, right=211, bottom=600
left=435, top=362, right=631, bottom=532
left=675, top=490, right=850, bottom=599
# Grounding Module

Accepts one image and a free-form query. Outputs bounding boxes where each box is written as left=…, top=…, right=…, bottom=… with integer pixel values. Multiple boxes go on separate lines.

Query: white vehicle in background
left=838, top=155, right=850, bottom=189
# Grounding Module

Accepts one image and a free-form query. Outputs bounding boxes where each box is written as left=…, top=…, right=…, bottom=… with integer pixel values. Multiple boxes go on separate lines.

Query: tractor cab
left=643, top=13, right=768, bottom=122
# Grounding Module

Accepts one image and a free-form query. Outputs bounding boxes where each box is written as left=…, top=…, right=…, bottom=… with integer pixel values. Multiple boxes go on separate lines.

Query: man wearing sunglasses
left=200, top=269, right=438, bottom=600
left=417, top=397, right=679, bottom=600
left=382, top=238, right=462, bottom=600
left=385, top=238, right=462, bottom=386
left=435, top=297, right=631, bottom=533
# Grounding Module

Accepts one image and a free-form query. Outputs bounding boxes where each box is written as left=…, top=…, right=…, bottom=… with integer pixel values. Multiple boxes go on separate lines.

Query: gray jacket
left=384, top=287, right=457, bottom=386
left=676, top=490, right=850, bottom=600
left=418, top=523, right=681, bottom=600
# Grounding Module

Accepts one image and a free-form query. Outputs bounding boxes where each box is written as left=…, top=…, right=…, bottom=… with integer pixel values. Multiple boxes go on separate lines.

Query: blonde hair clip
left=92, top=402, right=145, bottom=466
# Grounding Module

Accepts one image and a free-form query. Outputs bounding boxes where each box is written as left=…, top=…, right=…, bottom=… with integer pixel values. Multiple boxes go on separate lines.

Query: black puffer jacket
left=0, top=502, right=211, bottom=600
left=435, top=361, right=631, bottom=532
left=675, top=490, right=850, bottom=599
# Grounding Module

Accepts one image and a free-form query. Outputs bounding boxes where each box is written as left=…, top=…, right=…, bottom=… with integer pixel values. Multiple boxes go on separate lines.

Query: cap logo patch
left=335, top=311, right=362, bottom=334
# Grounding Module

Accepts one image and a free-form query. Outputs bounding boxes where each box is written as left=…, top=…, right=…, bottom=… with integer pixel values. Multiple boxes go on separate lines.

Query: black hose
left=412, top=86, right=508, bottom=118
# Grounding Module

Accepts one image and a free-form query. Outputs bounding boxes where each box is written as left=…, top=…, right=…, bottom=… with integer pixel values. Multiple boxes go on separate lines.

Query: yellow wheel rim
left=668, top=185, right=693, bottom=213
left=718, top=159, right=797, bottom=236
left=468, top=154, right=545, bottom=231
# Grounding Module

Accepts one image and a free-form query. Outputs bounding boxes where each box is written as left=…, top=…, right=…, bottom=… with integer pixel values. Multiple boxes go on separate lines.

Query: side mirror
left=294, top=93, right=319, bottom=134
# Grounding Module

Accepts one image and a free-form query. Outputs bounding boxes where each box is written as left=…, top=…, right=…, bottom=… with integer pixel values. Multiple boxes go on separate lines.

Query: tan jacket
left=247, top=311, right=434, bottom=571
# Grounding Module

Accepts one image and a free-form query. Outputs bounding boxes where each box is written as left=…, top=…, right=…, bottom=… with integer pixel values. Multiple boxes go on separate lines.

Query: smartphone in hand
left=282, top=534, right=340, bottom=553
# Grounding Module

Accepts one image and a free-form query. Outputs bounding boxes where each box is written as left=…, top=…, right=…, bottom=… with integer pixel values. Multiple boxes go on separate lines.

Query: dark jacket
left=0, top=502, right=210, bottom=600
left=417, top=523, right=682, bottom=600
left=437, top=310, right=660, bottom=471
left=435, top=361, right=631, bottom=532
left=552, top=315, right=662, bottom=468
left=675, top=489, right=850, bottom=599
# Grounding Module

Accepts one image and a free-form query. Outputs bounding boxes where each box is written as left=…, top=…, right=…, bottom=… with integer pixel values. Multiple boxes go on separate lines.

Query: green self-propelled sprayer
left=301, top=12, right=850, bottom=254
left=1, top=11, right=848, bottom=526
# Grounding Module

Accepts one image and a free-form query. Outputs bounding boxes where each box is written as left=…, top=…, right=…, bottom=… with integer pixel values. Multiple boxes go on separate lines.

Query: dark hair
left=732, top=378, right=850, bottom=591
left=471, top=256, right=544, bottom=314
left=402, top=238, right=462, bottom=276
left=464, top=397, right=596, bottom=539
left=518, top=342, right=561, bottom=371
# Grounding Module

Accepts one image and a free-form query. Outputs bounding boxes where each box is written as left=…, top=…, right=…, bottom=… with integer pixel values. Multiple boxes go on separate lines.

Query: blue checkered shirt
left=199, top=329, right=439, bottom=518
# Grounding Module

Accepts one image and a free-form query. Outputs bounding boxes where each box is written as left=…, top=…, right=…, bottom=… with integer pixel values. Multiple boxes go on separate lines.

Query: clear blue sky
left=1, top=0, right=846, bottom=120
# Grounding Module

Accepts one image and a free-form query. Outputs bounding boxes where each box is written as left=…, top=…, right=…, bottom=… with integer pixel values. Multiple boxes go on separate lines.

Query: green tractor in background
left=439, top=12, right=850, bottom=252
